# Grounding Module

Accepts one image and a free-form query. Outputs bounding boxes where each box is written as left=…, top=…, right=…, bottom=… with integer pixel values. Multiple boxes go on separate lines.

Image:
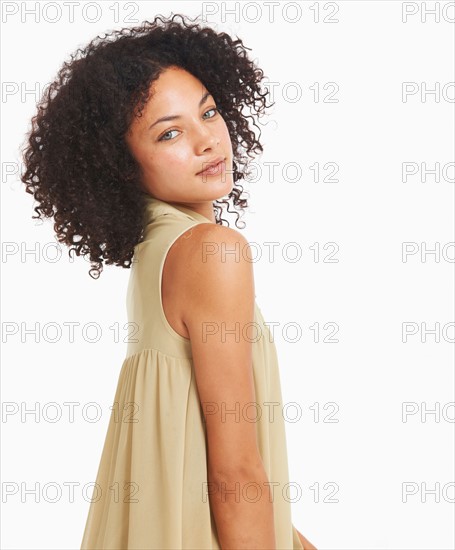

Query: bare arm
left=181, top=224, right=276, bottom=549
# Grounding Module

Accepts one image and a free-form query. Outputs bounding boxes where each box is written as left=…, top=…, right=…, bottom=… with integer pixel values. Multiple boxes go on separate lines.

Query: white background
left=1, top=1, right=454, bottom=549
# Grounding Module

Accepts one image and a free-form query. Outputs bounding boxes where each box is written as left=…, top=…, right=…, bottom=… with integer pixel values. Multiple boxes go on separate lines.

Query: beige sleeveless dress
left=80, top=194, right=304, bottom=550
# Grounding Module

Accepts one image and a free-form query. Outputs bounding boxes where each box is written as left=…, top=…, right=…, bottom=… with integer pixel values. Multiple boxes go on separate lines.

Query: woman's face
left=125, top=66, right=234, bottom=217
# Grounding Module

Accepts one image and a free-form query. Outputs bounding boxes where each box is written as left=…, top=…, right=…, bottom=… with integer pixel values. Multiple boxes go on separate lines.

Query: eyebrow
left=148, top=91, right=212, bottom=131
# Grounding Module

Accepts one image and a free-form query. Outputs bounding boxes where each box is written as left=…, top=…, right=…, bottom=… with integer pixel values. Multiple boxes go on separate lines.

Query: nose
left=193, top=123, right=219, bottom=153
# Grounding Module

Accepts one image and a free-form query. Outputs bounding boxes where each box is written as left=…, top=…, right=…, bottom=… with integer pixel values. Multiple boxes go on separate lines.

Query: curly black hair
left=20, top=13, right=274, bottom=279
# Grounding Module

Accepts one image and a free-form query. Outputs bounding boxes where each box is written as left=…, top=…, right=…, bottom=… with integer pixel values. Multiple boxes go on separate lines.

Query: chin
left=208, top=175, right=235, bottom=200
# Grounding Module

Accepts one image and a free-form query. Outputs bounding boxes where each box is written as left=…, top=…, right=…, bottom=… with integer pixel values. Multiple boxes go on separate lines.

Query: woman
left=21, top=13, right=317, bottom=550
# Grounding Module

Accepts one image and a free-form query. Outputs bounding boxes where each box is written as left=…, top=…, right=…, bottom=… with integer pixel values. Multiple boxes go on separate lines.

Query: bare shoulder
left=173, top=221, right=250, bottom=257
left=162, top=222, right=254, bottom=338
left=176, top=222, right=254, bottom=311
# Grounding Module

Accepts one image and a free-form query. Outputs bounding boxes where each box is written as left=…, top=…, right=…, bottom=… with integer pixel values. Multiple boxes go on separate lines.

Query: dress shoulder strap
left=125, top=202, right=214, bottom=360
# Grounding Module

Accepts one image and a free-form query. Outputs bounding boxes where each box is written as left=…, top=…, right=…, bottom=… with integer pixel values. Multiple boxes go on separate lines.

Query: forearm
left=208, top=465, right=276, bottom=549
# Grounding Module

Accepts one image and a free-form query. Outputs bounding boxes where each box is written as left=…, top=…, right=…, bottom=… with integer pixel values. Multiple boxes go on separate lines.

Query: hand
left=296, top=528, right=318, bottom=550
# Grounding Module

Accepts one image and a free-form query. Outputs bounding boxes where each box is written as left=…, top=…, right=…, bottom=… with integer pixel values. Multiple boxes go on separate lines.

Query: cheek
left=138, top=149, right=190, bottom=182
left=220, top=120, right=232, bottom=144
left=159, top=146, right=192, bottom=169
left=125, top=136, right=152, bottom=171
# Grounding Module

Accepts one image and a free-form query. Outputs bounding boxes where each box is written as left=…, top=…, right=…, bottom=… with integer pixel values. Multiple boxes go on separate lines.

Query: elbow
left=208, top=452, right=266, bottom=483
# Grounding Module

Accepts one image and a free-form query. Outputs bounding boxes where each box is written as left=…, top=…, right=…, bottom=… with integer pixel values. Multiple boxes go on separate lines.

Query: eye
left=157, top=108, right=219, bottom=142
left=203, top=107, right=218, bottom=119
left=158, top=129, right=179, bottom=142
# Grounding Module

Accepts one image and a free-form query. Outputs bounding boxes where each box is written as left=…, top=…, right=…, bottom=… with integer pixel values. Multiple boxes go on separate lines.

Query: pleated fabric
left=80, top=194, right=304, bottom=549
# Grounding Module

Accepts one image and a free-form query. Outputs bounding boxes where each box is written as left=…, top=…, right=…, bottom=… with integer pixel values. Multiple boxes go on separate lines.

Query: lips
left=196, top=157, right=225, bottom=176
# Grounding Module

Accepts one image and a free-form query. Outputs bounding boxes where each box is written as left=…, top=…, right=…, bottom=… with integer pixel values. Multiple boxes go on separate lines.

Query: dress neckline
left=142, top=194, right=215, bottom=225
